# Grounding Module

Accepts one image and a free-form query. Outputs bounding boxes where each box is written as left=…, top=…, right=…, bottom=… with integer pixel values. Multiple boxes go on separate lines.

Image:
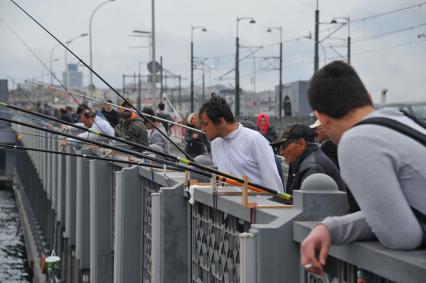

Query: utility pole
left=314, top=0, right=320, bottom=73
left=347, top=17, right=351, bottom=64
left=151, top=0, right=157, bottom=107
left=190, top=26, right=207, bottom=112
left=160, top=56, right=163, bottom=100
left=279, top=40, right=283, bottom=118
left=331, top=16, right=351, bottom=65
left=267, top=27, right=283, bottom=119
left=235, top=17, right=255, bottom=117
left=190, top=40, right=194, bottom=112
left=178, top=75, right=182, bottom=108
left=122, top=74, right=126, bottom=100
left=202, top=67, right=205, bottom=104
left=138, top=72, right=142, bottom=110
left=235, top=35, right=240, bottom=116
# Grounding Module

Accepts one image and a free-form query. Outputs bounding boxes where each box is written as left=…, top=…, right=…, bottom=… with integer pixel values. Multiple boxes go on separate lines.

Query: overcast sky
left=0, top=0, right=425, bottom=103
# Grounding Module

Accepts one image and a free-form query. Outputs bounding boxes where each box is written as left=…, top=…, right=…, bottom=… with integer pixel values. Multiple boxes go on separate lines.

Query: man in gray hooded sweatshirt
left=300, top=61, right=426, bottom=277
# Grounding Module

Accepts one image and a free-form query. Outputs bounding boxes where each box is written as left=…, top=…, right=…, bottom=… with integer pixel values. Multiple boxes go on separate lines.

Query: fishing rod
left=27, top=80, right=204, bottom=134
left=19, top=81, right=157, bottom=148
left=9, top=0, right=193, bottom=161
left=0, top=18, right=79, bottom=104
left=1, top=101, right=157, bottom=153
left=2, top=115, right=211, bottom=174
left=6, top=116, right=261, bottom=192
left=1, top=142, right=271, bottom=192
left=0, top=143, right=183, bottom=171
left=1, top=114, right=292, bottom=200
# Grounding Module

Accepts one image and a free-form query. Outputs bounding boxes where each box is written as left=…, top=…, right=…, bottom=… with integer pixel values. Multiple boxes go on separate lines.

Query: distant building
left=277, top=80, right=311, bottom=117
left=119, top=80, right=312, bottom=118
left=63, top=63, right=83, bottom=89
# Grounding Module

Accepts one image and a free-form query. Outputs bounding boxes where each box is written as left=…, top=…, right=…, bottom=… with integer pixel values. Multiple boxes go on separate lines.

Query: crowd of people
left=49, top=60, right=425, bottom=282
left=58, top=100, right=175, bottom=154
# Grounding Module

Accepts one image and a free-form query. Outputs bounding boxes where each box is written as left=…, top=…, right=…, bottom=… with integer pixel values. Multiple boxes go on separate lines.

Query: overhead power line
left=351, top=2, right=426, bottom=23
left=352, top=22, right=426, bottom=43
left=327, top=38, right=426, bottom=62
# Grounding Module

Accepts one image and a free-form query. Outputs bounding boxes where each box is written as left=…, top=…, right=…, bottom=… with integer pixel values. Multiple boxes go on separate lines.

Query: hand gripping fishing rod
left=0, top=143, right=183, bottom=171
left=2, top=115, right=291, bottom=200
left=27, top=80, right=204, bottom=134
left=9, top=0, right=193, bottom=161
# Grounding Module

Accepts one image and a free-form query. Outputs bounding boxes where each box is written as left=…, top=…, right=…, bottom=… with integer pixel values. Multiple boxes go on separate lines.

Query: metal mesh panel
left=111, top=165, right=120, bottom=255
left=192, top=202, right=250, bottom=283
left=142, top=173, right=161, bottom=282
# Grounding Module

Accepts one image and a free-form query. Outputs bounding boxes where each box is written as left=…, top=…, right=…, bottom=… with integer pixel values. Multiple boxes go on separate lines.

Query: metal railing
left=8, top=123, right=426, bottom=283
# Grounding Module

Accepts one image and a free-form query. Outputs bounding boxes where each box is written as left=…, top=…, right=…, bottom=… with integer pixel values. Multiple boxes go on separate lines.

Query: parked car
left=379, top=102, right=426, bottom=123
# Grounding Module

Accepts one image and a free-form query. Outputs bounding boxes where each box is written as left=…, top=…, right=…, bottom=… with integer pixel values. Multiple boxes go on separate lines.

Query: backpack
left=354, top=110, right=426, bottom=246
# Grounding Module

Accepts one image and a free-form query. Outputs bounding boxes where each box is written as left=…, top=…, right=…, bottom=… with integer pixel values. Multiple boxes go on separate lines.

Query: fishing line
left=26, top=80, right=203, bottom=134
left=9, top=0, right=193, bottom=160
left=0, top=143, right=184, bottom=171
left=0, top=18, right=75, bottom=100
left=0, top=114, right=292, bottom=200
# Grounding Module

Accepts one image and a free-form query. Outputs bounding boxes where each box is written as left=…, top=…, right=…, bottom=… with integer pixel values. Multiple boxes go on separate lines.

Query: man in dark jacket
left=101, top=99, right=121, bottom=128
left=185, top=112, right=210, bottom=158
left=115, top=101, right=148, bottom=151
left=309, top=119, right=339, bottom=168
left=271, top=124, right=346, bottom=196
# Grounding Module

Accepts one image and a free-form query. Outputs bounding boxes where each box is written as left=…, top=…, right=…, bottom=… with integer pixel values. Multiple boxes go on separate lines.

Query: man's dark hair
left=76, top=104, right=91, bottom=115
left=158, top=102, right=165, bottom=111
left=121, top=101, right=132, bottom=108
left=308, top=61, right=372, bottom=118
left=142, top=107, right=156, bottom=122
left=199, top=94, right=235, bottom=124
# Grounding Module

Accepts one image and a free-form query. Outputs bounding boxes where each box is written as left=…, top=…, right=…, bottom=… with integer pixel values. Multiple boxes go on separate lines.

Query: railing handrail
left=293, top=221, right=426, bottom=283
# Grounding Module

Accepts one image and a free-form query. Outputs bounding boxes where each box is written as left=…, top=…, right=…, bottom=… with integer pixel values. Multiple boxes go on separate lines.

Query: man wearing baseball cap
left=270, top=123, right=345, bottom=195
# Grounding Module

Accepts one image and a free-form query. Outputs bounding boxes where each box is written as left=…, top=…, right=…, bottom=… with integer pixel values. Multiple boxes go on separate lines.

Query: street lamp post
left=49, top=43, right=62, bottom=85
left=138, top=62, right=142, bottom=110
left=235, top=17, right=256, bottom=117
left=190, top=25, right=207, bottom=112
left=132, top=30, right=152, bottom=109
left=330, top=16, right=351, bottom=64
left=314, top=0, right=350, bottom=72
left=89, top=0, right=115, bottom=89
left=151, top=0, right=156, bottom=107
left=267, top=26, right=283, bottom=119
left=64, top=33, right=88, bottom=89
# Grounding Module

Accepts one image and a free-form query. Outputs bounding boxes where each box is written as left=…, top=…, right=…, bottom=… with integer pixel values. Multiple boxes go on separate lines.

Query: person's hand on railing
left=300, top=224, right=331, bottom=276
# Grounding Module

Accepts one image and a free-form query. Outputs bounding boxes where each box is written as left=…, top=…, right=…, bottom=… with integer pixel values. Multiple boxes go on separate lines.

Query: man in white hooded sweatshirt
left=198, top=94, right=284, bottom=193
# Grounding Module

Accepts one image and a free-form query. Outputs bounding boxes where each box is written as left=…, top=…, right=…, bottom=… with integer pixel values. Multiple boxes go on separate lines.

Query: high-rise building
left=63, top=63, right=83, bottom=89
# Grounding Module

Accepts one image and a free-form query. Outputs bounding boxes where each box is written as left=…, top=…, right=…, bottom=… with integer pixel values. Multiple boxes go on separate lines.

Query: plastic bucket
left=45, top=255, right=61, bottom=272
